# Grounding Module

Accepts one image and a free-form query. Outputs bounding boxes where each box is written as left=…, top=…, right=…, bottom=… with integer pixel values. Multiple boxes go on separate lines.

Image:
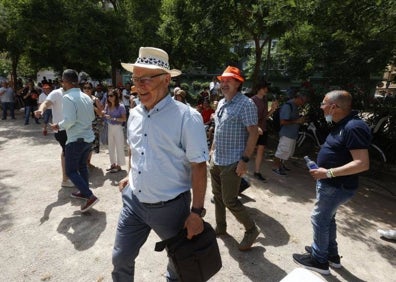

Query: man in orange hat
left=209, top=65, right=260, bottom=251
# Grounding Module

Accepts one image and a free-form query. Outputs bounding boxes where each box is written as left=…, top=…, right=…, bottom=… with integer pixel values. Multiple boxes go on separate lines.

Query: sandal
left=110, top=165, right=121, bottom=173
left=106, top=164, right=115, bottom=171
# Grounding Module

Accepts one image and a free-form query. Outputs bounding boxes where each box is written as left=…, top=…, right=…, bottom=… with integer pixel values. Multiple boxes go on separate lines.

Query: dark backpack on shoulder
left=272, top=102, right=292, bottom=132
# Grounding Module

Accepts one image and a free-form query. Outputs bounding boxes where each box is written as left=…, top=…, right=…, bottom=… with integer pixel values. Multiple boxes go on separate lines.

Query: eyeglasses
left=321, top=102, right=340, bottom=108
left=131, top=73, right=167, bottom=84
left=83, top=87, right=92, bottom=90
left=108, top=95, right=114, bottom=98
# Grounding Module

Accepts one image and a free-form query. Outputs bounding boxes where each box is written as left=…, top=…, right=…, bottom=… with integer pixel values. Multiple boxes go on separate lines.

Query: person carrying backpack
left=272, top=92, right=308, bottom=175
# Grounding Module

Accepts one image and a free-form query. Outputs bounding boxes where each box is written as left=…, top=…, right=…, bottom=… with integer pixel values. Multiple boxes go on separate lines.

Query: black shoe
left=293, top=253, right=330, bottom=275
left=254, top=172, right=267, bottom=182
left=272, top=168, right=287, bottom=176
left=305, top=246, right=342, bottom=268
left=281, top=163, right=291, bottom=171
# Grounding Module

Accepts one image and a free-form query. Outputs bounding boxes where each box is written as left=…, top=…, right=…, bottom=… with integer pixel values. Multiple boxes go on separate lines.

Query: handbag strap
left=155, top=228, right=187, bottom=252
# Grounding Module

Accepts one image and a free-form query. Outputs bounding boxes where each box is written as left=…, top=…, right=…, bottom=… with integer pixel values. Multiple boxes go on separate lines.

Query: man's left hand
left=236, top=160, right=247, bottom=176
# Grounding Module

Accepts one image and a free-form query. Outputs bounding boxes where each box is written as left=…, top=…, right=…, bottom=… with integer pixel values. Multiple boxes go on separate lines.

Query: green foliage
left=191, top=81, right=202, bottom=91
left=0, top=52, right=10, bottom=77
left=180, top=82, right=190, bottom=92
left=278, top=0, right=396, bottom=93
left=0, top=0, right=395, bottom=104
left=158, top=0, right=233, bottom=72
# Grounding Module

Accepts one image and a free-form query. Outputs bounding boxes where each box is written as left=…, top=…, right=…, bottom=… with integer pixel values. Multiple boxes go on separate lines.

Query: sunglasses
left=108, top=95, right=115, bottom=97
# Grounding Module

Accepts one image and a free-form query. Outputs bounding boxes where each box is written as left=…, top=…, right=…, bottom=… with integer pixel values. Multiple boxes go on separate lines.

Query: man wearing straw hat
left=112, top=47, right=209, bottom=281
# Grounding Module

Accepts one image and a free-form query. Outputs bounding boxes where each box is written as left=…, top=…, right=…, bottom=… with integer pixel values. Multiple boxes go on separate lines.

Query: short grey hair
left=326, top=90, right=352, bottom=109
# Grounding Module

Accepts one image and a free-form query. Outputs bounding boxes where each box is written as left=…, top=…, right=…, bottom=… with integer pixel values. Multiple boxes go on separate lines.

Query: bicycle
left=294, top=121, right=325, bottom=157
left=360, top=112, right=389, bottom=176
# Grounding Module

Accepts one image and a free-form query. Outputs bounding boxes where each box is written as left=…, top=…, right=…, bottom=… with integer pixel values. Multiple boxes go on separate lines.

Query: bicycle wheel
left=364, top=144, right=386, bottom=177
left=294, top=133, right=318, bottom=157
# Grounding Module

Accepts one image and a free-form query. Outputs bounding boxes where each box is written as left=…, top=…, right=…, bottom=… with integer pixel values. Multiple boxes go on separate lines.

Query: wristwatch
left=240, top=156, right=250, bottom=163
left=326, top=169, right=333, bottom=178
left=191, top=207, right=206, bottom=218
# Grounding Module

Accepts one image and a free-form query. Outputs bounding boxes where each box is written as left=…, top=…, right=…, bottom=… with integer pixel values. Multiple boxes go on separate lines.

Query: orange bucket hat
left=217, top=66, right=244, bottom=82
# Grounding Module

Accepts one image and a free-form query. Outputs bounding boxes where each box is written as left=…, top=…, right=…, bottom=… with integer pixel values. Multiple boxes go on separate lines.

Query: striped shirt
left=213, top=92, right=258, bottom=165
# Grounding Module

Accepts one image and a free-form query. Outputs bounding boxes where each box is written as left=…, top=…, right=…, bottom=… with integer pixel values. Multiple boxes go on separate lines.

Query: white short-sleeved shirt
left=45, top=88, right=64, bottom=124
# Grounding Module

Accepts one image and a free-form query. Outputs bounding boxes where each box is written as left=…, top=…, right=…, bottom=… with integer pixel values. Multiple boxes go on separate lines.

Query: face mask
left=325, top=114, right=333, bottom=123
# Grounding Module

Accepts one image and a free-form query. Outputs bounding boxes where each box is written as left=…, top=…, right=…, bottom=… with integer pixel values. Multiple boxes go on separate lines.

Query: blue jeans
left=311, top=181, right=355, bottom=263
left=24, top=105, right=38, bottom=124
left=65, top=140, right=93, bottom=197
left=2, top=102, right=15, bottom=119
left=112, top=188, right=191, bottom=282
left=42, top=109, right=52, bottom=124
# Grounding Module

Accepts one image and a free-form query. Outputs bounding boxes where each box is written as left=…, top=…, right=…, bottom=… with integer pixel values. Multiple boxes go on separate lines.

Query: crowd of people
left=0, top=46, right=372, bottom=280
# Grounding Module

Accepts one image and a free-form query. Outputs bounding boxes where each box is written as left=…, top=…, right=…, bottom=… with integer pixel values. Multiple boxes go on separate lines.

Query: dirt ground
left=0, top=111, right=395, bottom=282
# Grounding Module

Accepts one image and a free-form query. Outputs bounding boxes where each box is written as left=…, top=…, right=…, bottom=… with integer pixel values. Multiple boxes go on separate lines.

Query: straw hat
left=121, top=47, right=181, bottom=77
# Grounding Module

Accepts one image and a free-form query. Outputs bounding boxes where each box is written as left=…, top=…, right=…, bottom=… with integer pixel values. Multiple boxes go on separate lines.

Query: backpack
left=272, top=102, right=292, bottom=132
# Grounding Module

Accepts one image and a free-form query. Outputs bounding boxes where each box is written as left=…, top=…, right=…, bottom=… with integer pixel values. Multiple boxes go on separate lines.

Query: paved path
left=0, top=112, right=395, bottom=282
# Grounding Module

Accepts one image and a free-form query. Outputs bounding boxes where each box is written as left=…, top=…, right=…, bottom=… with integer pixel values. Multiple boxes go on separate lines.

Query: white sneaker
left=378, top=229, right=396, bottom=240
left=61, top=180, right=74, bottom=188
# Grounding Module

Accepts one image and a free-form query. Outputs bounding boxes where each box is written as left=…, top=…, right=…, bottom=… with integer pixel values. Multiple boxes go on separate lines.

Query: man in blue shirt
left=112, top=47, right=209, bottom=281
left=293, top=90, right=371, bottom=275
left=272, top=92, right=308, bottom=175
left=210, top=66, right=260, bottom=251
left=51, top=69, right=97, bottom=212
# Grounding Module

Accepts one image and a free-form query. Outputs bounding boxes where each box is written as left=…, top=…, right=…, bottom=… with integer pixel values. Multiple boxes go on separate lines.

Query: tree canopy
left=0, top=0, right=394, bottom=95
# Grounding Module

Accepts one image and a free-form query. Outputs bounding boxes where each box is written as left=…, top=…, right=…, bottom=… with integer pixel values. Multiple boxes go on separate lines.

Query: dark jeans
left=112, top=188, right=190, bottom=281
left=65, top=140, right=93, bottom=197
left=42, top=109, right=52, bottom=124
left=24, top=105, right=39, bottom=124
left=2, top=102, right=15, bottom=119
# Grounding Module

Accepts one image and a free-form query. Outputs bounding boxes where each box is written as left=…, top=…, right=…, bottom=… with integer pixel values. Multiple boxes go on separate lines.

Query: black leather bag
left=155, top=221, right=222, bottom=282
left=239, top=177, right=250, bottom=194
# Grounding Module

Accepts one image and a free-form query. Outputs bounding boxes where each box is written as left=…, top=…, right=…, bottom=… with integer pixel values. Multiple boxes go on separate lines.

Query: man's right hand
left=34, top=110, right=42, bottom=118
left=118, top=177, right=129, bottom=192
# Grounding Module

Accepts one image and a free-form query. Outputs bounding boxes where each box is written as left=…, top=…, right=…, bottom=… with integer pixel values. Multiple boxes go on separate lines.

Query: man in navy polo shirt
left=293, top=90, right=371, bottom=275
